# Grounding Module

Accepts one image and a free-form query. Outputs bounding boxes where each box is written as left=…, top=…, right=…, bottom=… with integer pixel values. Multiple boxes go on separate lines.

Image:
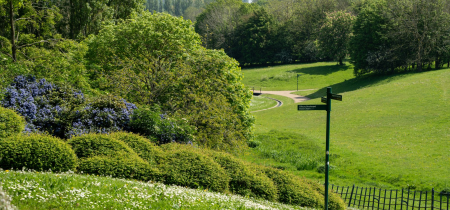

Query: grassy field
left=242, top=62, right=354, bottom=91
left=245, top=63, right=450, bottom=191
left=249, top=95, right=278, bottom=112
left=0, top=169, right=309, bottom=210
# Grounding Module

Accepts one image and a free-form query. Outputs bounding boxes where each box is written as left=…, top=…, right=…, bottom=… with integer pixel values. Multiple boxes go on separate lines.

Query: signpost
left=297, top=87, right=342, bottom=210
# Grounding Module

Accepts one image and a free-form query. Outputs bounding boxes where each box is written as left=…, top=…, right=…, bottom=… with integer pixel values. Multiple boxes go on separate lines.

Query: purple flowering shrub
left=1, top=76, right=137, bottom=138
left=68, top=95, right=137, bottom=138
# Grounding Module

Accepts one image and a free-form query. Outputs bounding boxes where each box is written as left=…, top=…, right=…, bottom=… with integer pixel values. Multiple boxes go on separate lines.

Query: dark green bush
left=262, top=166, right=323, bottom=207
left=78, top=152, right=160, bottom=181
left=109, top=132, right=165, bottom=165
left=303, top=179, right=346, bottom=210
left=0, top=106, right=24, bottom=138
left=158, top=144, right=230, bottom=193
left=67, top=133, right=138, bottom=159
left=207, top=150, right=278, bottom=201
left=0, top=134, right=77, bottom=171
left=130, top=106, right=196, bottom=145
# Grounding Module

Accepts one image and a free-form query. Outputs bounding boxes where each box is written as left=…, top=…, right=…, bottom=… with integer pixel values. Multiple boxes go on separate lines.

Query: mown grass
left=242, top=62, right=354, bottom=91
left=0, top=169, right=310, bottom=210
left=244, top=64, right=450, bottom=191
left=249, top=95, right=278, bottom=112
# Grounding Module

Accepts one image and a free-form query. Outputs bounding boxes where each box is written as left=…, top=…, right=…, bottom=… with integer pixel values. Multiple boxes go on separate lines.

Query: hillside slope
left=248, top=67, right=450, bottom=190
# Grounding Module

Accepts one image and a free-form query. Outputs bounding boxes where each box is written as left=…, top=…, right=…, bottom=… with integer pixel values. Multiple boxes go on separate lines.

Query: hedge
left=67, top=133, right=138, bottom=159
left=262, top=166, right=323, bottom=207
left=0, top=134, right=77, bottom=172
left=207, top=150, right=278, bottom=201
left=159, top=144, right=230, bottom=193
left=0, top=106, right=24, bottom=138
left=78, top=152, right=160, bottom=181
left=108, top=132, right=165, bottom=165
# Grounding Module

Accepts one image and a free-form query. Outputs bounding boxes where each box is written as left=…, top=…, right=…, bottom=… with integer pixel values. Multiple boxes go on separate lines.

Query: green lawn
left=0, top=170, right=308, bottom=210
left=242, top=62, right=354, bottom=91
left=249, top=95, right=278, bottom=112
left=243, top=63, right=450, bottom=191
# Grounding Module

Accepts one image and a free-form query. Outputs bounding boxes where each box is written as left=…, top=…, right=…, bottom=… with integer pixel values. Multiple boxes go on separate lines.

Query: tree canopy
left=86, top=12, right=254, bottom=151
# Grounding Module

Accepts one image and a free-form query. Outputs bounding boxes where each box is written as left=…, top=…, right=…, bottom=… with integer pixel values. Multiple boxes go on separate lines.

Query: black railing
left=331, top=184, right=450, bottom=210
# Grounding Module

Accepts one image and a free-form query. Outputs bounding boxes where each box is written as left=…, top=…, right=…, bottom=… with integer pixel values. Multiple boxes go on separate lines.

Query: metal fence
left=331, top=184, right=450, bottom=210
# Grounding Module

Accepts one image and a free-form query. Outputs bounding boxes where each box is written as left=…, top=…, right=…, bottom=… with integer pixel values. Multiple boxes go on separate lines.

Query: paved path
left=251, top=90, right=314, bottom=113
left=259, top=90, right=312, bottom=103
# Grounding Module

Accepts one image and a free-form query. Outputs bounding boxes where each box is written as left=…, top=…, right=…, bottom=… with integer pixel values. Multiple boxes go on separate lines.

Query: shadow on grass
left=305, top=72, right=412, bottom=99
left=288, top=64, right=350, bottom=76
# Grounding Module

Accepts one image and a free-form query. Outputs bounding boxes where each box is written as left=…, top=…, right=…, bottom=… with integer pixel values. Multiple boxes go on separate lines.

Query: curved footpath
left=251, top=90, right=312, bottom=113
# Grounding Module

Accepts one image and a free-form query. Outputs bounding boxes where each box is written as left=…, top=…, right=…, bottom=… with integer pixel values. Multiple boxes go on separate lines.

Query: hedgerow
left=0, top=106, right=24, bottom=138
left=207, top=150, right=278, bottom=201
left=109, top=132, right=165, bottom=165
left=0, top=134, right=77, bottom=172
left=159, top=144, right=230, bottom=193
left=262, top=166, right=323, bottom=207
left=78, top=152, right=160, bottom=182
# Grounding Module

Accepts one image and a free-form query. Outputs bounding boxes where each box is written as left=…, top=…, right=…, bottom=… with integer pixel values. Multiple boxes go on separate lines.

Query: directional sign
left=321, top=97, right=327, bottom=103
left=330, top=94, right=342, bottom=101
left=298, top=105, right=327, bottom=111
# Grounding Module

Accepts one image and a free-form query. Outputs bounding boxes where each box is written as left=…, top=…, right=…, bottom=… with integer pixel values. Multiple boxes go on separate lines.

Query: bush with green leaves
left=68, top=133, right=161, bottom=181
left=0, top=106, right=24, bottom=138
left=303, top=179, right=346, bottom=210
left=262, top=166, right=323, bottom=207
left=129, top=106, right=196, bottom=145
left=86, top=11, right=254, bottom=151
left=159, top=143, right=230, bottom=193
left=0, top=134, right=77, bottom=172
left=78, top=152, right=160, bottom=182
left=109, top=132, right=165, bottom=166
left=67, top=133, right=139, bottom=159
left=207, top=150, right=278, bottom=201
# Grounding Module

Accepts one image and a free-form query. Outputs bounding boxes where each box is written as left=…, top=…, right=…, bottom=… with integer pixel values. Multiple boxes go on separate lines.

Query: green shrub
left=129, top=106, right=196, bottom=145
left=159, top=144, right=230, bottom=193
left=109, top=132, right=165, bottom=165
left=78, top=152, right=160, bottom=181
left=262, top=166, right=323, bottom=207
left=207, top=150, right=278, bottom=201
left=0, top=134, right=77, bottom=172
left=0, top=106, right=24, bottom=138
left=67, top=133, right=138, bottom=159
left=303, top=179, right=346, bottom=210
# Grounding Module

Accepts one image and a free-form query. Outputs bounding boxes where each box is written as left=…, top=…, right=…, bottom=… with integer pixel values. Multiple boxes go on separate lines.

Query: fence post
left=431, top=188, right=434, bottom=210
left=348, top=185, right=355, bottom=207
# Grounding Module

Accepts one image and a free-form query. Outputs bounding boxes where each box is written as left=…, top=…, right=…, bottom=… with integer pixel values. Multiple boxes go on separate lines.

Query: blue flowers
left=2, top=76, right=137, bottom=139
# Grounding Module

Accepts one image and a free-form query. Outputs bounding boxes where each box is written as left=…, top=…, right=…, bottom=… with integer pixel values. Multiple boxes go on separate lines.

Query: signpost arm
left=325, top=87, right=332, bottom=210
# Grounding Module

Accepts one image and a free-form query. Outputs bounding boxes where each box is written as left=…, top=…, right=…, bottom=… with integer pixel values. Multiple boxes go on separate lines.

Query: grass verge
left=0, top=169, right=311, bottom=210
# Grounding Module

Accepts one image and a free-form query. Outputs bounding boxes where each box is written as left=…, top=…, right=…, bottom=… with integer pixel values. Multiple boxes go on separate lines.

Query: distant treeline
left=194, top=0, right=450, bottom=75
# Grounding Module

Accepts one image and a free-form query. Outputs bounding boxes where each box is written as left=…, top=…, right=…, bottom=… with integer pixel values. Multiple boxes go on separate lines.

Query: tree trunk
left=435, top=56, right=441, bottom=70
left=339, top=58, right=343, bottom=65
left=9, top=0, right=16, bottom=62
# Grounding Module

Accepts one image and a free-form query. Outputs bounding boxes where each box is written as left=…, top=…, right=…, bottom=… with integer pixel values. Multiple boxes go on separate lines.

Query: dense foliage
left=317, top=11, right=355, bottom=65
left=207, top=150, right=278, bottom=201
left=0, top=106, right=24, bottom=138
left=0, top=134, right=78, bottom=172
left=1, top=76, right=137, bottom=138
left=108, top=132, right=165, bottom=166
left=86, top=12, right=254, bottom=151
left=129, top=107, right=195, bottom=145
left=159, top=144, right=230, bottom=192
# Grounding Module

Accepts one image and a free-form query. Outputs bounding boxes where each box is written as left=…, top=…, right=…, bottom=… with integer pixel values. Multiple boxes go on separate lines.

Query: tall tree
left=86, top=12, right=254, bottom=151
left=317, top=10, right=355, bottom=65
